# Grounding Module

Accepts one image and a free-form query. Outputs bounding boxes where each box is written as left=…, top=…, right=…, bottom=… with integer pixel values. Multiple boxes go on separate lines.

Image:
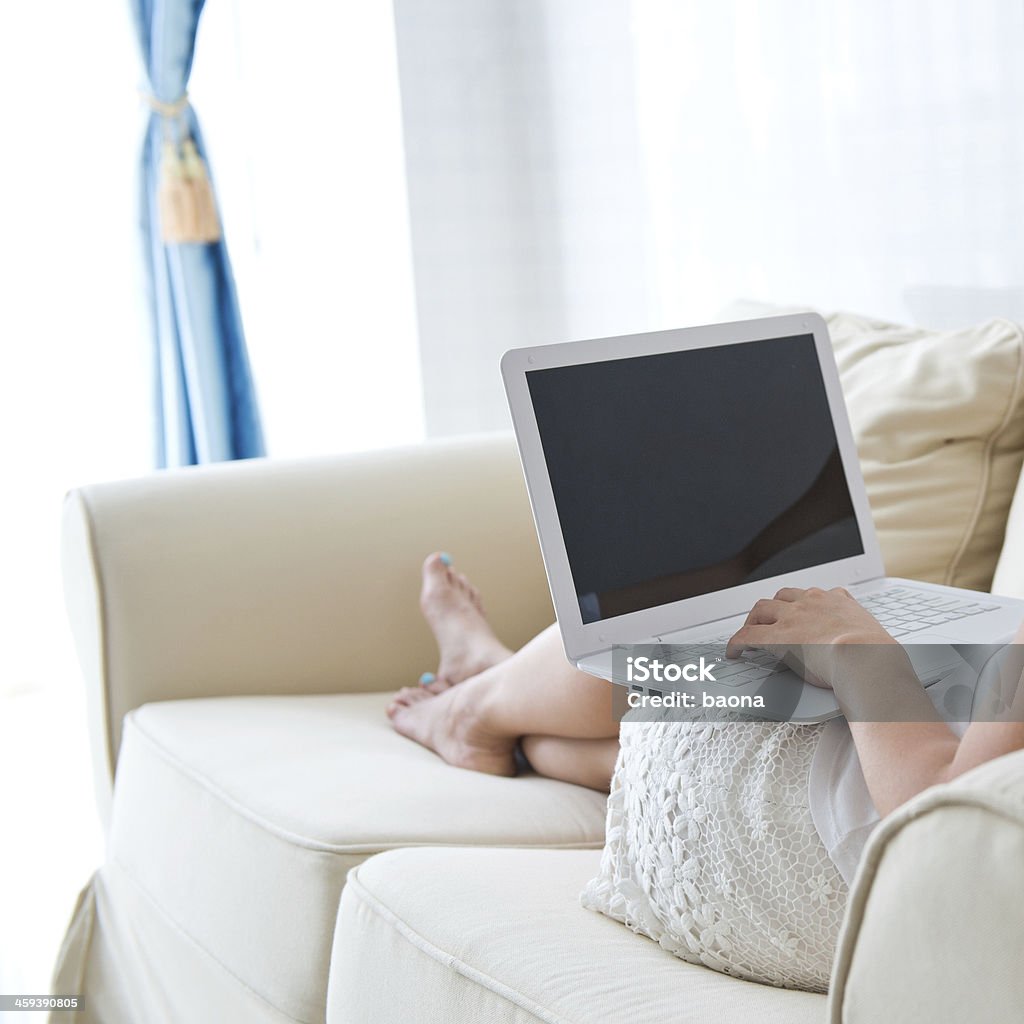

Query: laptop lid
left=501, top=313, right=885, bottom=661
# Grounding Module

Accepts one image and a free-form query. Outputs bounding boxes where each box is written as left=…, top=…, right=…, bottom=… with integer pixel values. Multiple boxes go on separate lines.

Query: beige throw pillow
left=830, top=311, right=1024, bottom=590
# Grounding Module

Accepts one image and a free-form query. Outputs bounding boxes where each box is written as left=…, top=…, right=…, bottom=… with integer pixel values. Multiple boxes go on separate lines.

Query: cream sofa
left=54, top=430, right=1024, bottom=1024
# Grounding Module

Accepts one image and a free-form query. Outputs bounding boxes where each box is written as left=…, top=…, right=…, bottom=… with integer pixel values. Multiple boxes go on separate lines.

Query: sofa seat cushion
left=107, top=693, right=608, bottom=1024
left=328, top=847, right=827, bottom=1024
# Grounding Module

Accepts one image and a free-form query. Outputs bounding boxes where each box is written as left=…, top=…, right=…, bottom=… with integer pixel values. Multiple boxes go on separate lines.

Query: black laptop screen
left=525, top=334, right=864, bottom=623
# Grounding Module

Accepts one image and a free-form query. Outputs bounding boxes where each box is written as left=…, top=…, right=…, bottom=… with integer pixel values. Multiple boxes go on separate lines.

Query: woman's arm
left=727, top=587, right=1024, bottom=817
left=848, top=720, right=1024, bottom=816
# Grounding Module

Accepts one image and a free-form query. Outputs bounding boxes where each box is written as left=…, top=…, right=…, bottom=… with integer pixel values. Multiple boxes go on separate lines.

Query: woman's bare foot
left=419, top=553, right=512, bottom=690
left=386, top=676, right=517, bottom=777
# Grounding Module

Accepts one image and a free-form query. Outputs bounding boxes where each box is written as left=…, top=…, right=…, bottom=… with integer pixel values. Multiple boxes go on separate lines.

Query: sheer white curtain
left=395, top=0, right=1024, bottom=438
left=633, top=0, right=1024, bottom=330
left=394, top=0, right=652, bottom=436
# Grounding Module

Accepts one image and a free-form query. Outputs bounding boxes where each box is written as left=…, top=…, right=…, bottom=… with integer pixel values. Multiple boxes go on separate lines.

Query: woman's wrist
left=828, top=639, right=932, bottom=722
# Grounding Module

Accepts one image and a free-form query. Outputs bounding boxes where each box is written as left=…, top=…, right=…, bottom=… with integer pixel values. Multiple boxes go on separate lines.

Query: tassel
left=181, top=138, right=222, bottom=243
left=158, top=138, right=222, bottom=244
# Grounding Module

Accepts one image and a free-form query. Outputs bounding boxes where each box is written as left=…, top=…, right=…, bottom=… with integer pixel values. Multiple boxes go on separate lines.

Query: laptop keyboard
left=654, top=586, right=998, bottom=689
left=856, top=586, right=997, bottom=637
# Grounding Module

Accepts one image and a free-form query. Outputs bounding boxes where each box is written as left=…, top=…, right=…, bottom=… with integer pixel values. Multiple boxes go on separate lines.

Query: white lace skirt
left=581, top=717, right=848, bottom=992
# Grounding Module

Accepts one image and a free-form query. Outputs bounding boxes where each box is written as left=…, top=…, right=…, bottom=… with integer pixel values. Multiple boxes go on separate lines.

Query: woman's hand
left=729, top=590, right=1024, bottom=817
left=726, top=587, right=898, bottom=690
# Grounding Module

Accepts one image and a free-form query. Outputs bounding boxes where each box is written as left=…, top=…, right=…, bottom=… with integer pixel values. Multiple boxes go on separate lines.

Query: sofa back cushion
left=724, top=302, right=1024, bottom=591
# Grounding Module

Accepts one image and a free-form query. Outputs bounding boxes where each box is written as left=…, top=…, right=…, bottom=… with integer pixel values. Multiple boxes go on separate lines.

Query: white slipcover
left=54, top=693, right=606, bottom=1023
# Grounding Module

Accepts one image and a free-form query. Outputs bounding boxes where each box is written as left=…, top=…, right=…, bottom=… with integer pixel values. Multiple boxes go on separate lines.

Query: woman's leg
left=520, top=735, right=619, bottom=791
left=388, top=611, right=618, bottom=784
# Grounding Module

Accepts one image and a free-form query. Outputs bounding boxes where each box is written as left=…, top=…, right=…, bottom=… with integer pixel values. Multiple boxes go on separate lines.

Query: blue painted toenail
left=439, top=552, right=452, bottom=566
left=419, top=672, right=436, bottom=686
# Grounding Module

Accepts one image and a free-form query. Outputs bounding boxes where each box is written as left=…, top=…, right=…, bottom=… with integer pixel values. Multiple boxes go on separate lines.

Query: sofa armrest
left=62, top=433, right=553, bottom=821
left=829, top=747, right=1024, bottom=1022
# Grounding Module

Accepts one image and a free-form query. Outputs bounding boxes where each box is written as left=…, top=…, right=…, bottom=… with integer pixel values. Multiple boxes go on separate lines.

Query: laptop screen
left=526, top=333, right=864, bottom=624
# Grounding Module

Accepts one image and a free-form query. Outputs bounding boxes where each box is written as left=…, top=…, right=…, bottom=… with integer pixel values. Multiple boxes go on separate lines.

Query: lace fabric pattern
left=581, top=716, right=848, bottom=992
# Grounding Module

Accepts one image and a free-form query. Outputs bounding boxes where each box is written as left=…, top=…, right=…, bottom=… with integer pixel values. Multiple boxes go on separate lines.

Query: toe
left=422, top=552, right=450, bottom=583
left=420, top=553, right=453, bottom=611
left=419, top=671, right=452, bottom=695
left=388, top=688, right=430, bottom=717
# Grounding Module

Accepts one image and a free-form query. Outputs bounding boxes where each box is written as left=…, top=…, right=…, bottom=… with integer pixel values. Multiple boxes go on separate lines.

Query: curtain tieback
left=141, top=90, right=191, bottom=118
left=141, top=91, right=221, bottom=245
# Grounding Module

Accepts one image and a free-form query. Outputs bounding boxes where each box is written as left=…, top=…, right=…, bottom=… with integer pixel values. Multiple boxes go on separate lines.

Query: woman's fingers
left=772, top=587, right=805, bottom=602
left=730, top=598, right=795, bottom=657
left=726, top=623, right=776, bottom=659
left=745, top=598, right=784, bottom=626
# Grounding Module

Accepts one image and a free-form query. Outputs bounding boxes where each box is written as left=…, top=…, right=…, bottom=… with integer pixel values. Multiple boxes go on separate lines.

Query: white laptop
left=501, top=313, right=1024, bottom=722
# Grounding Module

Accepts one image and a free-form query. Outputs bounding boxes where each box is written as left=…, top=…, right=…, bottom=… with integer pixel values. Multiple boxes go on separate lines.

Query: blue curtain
left=132, top=0, right=265, bottom=467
